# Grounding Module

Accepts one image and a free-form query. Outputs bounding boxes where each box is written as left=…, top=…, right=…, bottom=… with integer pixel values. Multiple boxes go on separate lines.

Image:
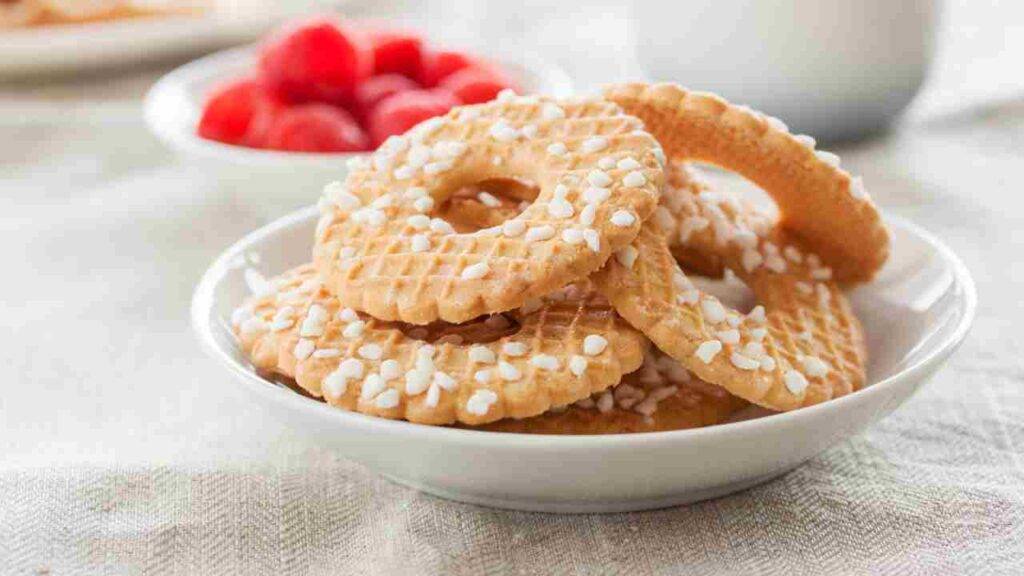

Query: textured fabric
left=3, top=4, right=1024, bottom=574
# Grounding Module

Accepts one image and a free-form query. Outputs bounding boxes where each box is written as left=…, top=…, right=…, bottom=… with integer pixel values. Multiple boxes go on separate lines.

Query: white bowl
left=191, top=207, right=975, bottom=513
left=144, top=45, right=574, bottom=220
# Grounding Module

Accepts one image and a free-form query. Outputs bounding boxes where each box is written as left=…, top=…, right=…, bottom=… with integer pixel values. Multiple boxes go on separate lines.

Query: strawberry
left=353, top=74, right=420, bottom=122
left=198, top=78, right=280, bottom=146
left=418, top=50, right=475, bottom=87
left=258, top=17, right=371, bottom=105
left=440, top=66, right=515, bottom=104
left=368, top=89, right=459, bottom=147
left=264, top=104, right=369, bottom=153
left=368, top=29, right=424, bottom=79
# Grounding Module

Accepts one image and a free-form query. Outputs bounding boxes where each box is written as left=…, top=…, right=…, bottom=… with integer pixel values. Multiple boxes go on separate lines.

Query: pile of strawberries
left=198, top=17, right=517, bottom=153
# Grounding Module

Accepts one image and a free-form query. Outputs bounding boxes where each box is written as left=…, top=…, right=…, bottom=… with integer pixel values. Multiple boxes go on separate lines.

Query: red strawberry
left=368, top=29, right=424, bottom=79
left=440, top=67, right=515, bottom=104
left=198, top=78, right=280, bottom=146
left=368, top=89, right=459, bottom=147
left=258, top=17, right=371, bottom=105
left=264, top=104, right=369, bottom=153
left=353, top=74, right=420, bottom=122
left=418, top=50, right=475, bottom=87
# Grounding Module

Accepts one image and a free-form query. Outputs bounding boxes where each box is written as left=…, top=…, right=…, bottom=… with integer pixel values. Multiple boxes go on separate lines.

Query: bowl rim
left=144, top=43, right=575, bottom=168
left=191, top=207, right=976, bottom=450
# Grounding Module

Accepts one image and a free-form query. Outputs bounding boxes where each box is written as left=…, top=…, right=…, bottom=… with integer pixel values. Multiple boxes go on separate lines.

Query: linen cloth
left=2, top=5, right=1024, bottom=575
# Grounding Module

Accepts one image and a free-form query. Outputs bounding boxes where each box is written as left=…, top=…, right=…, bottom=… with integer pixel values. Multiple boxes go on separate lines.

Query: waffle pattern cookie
left=313, top=92, right=665, bottom=325
left=604, top=82, right=889, bottom=283
left=595, top=163, right=867, bottom=411
left=479, top=349, right=748, bottom=434
left=233, top=264, right=647, bottom=426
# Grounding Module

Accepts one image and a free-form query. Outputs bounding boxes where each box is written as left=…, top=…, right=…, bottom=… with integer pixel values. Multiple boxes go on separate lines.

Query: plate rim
left=191, top=207, right=977, bottom=449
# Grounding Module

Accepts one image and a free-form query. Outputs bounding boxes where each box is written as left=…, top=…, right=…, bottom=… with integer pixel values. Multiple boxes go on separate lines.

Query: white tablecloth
left=2, top=3, right=1023, bottom=574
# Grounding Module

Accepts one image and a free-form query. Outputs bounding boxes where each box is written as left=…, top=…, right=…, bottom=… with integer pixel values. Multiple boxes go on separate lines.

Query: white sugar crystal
left=411, top=234, right=431, bottom=253
left=610, top=210, right=636, bottom=227
left=816, top=150, right=841, bottom=167
left=547, top=142, right=568, bottom=156
left=715, top=329, right=740, bottom=344
left=380, top=359, right=401, bottom=381
left=583, top=228, right=600, bottom=252
left=581, top=136, right=608, bottom=153
left=466, top=389, right=498, bottom=415
left=469, top=346, right=496, bottom=364
left=569, top=355, right=588, bottom=377
left=525, top=225, right=555, bottom=243
left=474, top=369, right=492, bottom=384
left=562, top=228, right=584, bottom=244
left=530, top=354, right=560, bottom=371
left=784, top=369, right=809, bottom=394
left=404, top=369, right=431, bottom=395
left=338, top=358, right=365, bottom=380
left=374, top=388, right=400, bottom=409
left=579, top=204, right=596, bottom=226
left=695, top=340, right=723, bottom=364
left=461, top=262, right=490, bottom=280
left=407, top=214, right=430, bottom=229
left=502, top=342, right=528, bottom=357
left=622, top=171, right=646, bottom=187
left=801, top=356, right=830, bottom=378
left=312, top=348, right=340, bottom=359
left=617, top=157, right=641, bottom=170
left=358, top=344, right=383, bottom=360
left=430, top=218, right=455, bottom=234
left=582, top=186, right=610, bottom=205
left=587, top=169, right=612, bottom=187
left=337, top=308, right=358, bottom=323
left=583, top=335, right=608, bottom=356
left=323, top=369, right=349, bottom=398
left=343, top=320, right=365, bottom=339
left=547, top=198, right=575, bottom=219
left=701, top=298, right=728, bottom=324
left=498, top=361, right=521, bottom=381
left=413, top=196, right=434, bottom=213
left=292, top=339, right=315, bottom=360
left=477, top=192, right=501, bottom=207
left=502, top=220, right=526, bottom=237
left=433, top=371, right=457, bottom=391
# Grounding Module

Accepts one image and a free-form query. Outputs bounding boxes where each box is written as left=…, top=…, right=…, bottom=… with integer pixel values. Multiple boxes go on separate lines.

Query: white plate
left=144, top=44, right=574, bottom=219
left=191, top=208, right=975, bottom=513
left=0, top=1, right=333, bottom=77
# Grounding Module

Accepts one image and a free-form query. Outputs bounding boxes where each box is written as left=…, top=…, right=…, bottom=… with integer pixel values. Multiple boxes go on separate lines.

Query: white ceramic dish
left=191, top=207, right=974, bottom=513
left=0, top=1, right=334, bottom=78
left=144, top=45, right=574, bottom=220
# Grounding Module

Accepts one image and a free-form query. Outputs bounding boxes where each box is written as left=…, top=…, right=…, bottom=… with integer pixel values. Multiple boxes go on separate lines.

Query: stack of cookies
left=232, top=83, right=889, bottom=434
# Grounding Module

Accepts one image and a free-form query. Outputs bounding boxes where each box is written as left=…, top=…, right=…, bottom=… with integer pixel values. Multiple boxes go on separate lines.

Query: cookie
left=313, top=92, right=665, bottom=325
left=604, top=82, right=889, bottom=283
left=594, top=163, right=867, bottom=411
left=477, top=349, right=748, bottom=434
left=232, top=264, right=647, bottom=426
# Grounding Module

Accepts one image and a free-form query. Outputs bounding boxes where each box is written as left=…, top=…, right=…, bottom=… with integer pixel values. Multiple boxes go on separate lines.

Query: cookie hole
left=388, top=312, right=521, bottom=345
left=438, top=178, right=539, bottom=233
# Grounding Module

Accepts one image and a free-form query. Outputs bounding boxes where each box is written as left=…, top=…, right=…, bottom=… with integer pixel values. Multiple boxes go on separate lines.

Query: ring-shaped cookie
left=478, top=349, right=748, bottom=434
left=604, top=82, right=889, bottom=282
left=313, top=93, right=665, bottom=325
left=595, top=162, right=868, bottom=411
left=233, top=264, right=647, bottom=426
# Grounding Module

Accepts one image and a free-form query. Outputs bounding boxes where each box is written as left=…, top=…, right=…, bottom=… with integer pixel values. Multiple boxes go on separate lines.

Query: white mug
left=633, top=0, right=941, bottom=141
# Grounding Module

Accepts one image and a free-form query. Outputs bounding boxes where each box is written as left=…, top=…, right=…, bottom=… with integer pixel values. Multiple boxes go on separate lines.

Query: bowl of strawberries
left=144, top=16, right=573, bottom=216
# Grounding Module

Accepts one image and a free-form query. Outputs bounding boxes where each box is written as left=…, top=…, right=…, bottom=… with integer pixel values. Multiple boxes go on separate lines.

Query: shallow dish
left=191, top=207, right=975, bottom=513
left=145, top=45, right=574, bottom=220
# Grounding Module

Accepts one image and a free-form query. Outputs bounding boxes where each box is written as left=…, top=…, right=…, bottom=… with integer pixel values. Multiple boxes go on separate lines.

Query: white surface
left=191, top=208, right=974, bottom=513
left=144, top=44, right=574, bottom=217
left=634, top=0, right=940, bottom=140
left=0, top=0, right=333, bottom=77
